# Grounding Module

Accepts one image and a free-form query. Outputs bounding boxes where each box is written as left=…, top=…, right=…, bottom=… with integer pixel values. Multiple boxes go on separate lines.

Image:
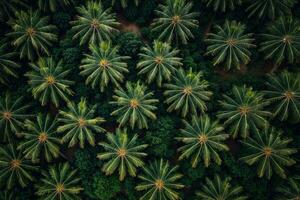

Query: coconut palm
left=25, top=57, right=74, bottom=107
left=177, top=115, right=229, bottom=168
left=71, top=1, right=119, bottom=46
left=112, top=0, right=140, bottom=8
left=80, top=41, right=130, bottom=92
left=137, top=40, right=182, bottom=87
left=0, top=39, right=20, bottom=85
left=111, top=81, right=158, bottom=129
left=0, top=0, right=27, bottom=21
left=196, top=175, right=248, bottom=200
left=240, top=127, right=296, bottom=179
left=58, top=98, right=105, bottom=148
left=38, top=0, right=74, bottom=12
left=136, top=159, right=184, bottom=200
left=246, top=0, right=296, bottom=20
left=164, top=68, right=212, bottom=117
left=35, top=162, right=83, bottom=200
left=217, top=85, right=272, bottom=138
left=0, top=93, right=30, bottom=142
left=263, top=71, right=300, bottom=122
left=17, top=114, right=60, bottom=163
left=6, top=10, right=57, bottom=61
left=0, top=144, right=37, bottom=189
left=202, top=0, right=242, bottom=12
left=260, top=17, right=300, bottom=65
left=97, top=128, right=148, bottom=181
left=152, top=0, right=199, bottom=44
left=205, top=20, right=255, bottom=70
left=276, top=176, right=300, bottom=200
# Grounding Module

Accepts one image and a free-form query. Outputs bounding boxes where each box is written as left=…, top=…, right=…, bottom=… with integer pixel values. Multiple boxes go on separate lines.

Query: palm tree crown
left=38, top=0, right=74, bottom=12
left=164, top=68, right=212, bottom=117
left=177, top=115, right=229, bottom=168
left=217, top=85, right=272, bottom=138
left=111, top=81, right=158, bottom=129
left=17, top=114, right=60, bottom=163
left=136, top=159, right=184, bottom=200
left=260, top=17, right=300, bottom=65
left=35, top=162, right=83, bottom=200
left=25, top=57, right=74, bottom=107
left=196, top=175, right=248, bottom=200
left=98, top=128, right=148, bottom=181
left=152, top=0, right=199, bottom=44
left=0, top=0, right=27, bottom=21
left=137, top=40, right=182, bottom=87
left=7, top=10, right=57, bottom=61
left=80, top=41, right=130, bottom=92
left=58, top=98, right=105, bottom=148
left=205, top=20, right=255, bottom=70
left=240, top=127, right=296, bottom=179
left=202, top=0, right=242, bottom=12
left=71, top=1, right=119, bottom=46
left=0, top=144, right=37, bottom=189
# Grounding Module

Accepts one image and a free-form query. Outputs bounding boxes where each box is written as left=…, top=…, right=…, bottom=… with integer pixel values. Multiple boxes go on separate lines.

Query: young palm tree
left=217, top=85, right=272, bottom=138
left=276, top=177, right=300, bottom=200
left=112, top=0, right=140, bottom=8
left=0, top=144, right=37, bottom=189
left=205, top=20, right=255, bottom=70
left=177, top=115, right=229, bottom=168
left=111, top=81, right=158, bottom=129
left=263, top=71, right=300, bottom=122
left=137, top=40, right=182, bottom=87
left=17, top=114, right=60, bottom=163
left=71, top=1, right=119, bottom=46
left=246, top=0, right=296, bottom=20
left=38, top=0, right=74, bottom=12
left=196, top=175, right=247, bottom=200
left=97, top=128, right=148, bottom=181
left=58, top=98, right=105, bottom=148
left=0, top=39, right=20, bottom=85
left=80, top=41, right=130, bottom=92
left=7, top=11, right=57, bottom=61
left=201, top=0, right=242, bottom=12
left=240, top=127, right=296, bottom=179
left=35, top=162, right=83, bottom=200
left=136, top=159, right=184, bottom=200
left=260, top=17, right=300, bottom=65
left=164, top=68, right=212, bottom=117
left=25, top=57, right=74, bottom=107
left=0, top=0, right=27, bottom=21
left=152, top=0, right=199, bottom=44
left=0, top=93, right=30, bottom=142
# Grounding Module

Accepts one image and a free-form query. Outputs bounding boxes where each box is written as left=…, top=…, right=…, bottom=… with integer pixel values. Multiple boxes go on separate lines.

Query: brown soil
left=117, top=14, right=141, bottom=35
left=226, top=138, right=241, bottom=155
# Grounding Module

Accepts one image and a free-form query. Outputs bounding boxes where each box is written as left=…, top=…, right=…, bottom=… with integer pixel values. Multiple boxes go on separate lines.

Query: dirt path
left=117, top=14, right=141, bottom=35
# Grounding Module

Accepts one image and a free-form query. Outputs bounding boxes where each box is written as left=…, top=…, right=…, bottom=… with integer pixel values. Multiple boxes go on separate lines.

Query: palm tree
left=80, top=41, right=130, bottom=92
left=0, top=39, right=20, bottom=85
left=0, top=190, right=17, bottom=200
left=71, top=1, right=119, bottom=46
left=35, top=162, right=83, bottom=200
left=201, top=0, right=242, bottom=12
left=263, top=71, right=300, bottom=122
left=17, top=114, right=60, bottom=163
left=205, top=20, right=255, bottom=70
left=7, top=11, right=57, bottom=61
left=217, top=85, right=272, bottom=138
left=152, top=0, right=199, bottom=44
left=0, top=0, right=27, bottom=21
left=0, top=93, right=30, bottom=142
left=240, top=127, right=296, bottom=179
left=196, top=175, right=247, bottom=200
left=136, top=159, right=184, bottom=200
left=111, top=81, right=158, bottom=129
left=0, top=144, right=37, bottom=189
left=57, top=98, right=105, bottom=148
left=164, top=68, right=212, bottom=117
left=25, top=57, right=74, bottom=107
left=260, top=17, right=300, bottom=65
left=97, top=128, right=148, bottom=181
left=38, top=0, right=74, bottom=12
left=112, top=0, right=140, bottom=8
left=137, top=40, right=182, bottom=87
left=177, top=115, right=229, bottom=168
left=276, top=176, right=300, bottom=200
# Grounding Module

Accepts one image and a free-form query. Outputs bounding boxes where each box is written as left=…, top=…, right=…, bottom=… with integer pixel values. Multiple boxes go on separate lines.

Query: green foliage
left=112, top=0, right=140, bottom=8
left=38, top=0, right=74, bottom=12
left=202, top=0, right=242, bottom=12
left=275, top=176, right=300, bottom=200
left=0, top=0, right=27, bottom=21
left=116, top=32, right=143, bottom=57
